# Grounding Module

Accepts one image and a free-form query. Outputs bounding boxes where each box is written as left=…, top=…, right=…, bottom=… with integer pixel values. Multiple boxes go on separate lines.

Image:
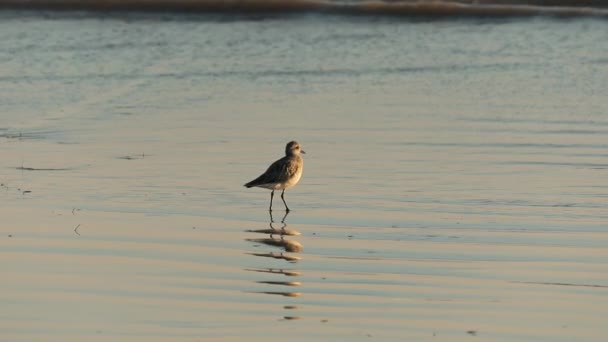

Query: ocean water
left=1, top=10, right=607, bottom=342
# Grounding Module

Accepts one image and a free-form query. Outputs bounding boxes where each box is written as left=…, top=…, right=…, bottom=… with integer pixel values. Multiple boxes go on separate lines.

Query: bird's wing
left=245, top=156, right=295, bottom=187
left=271, top=157, right=299, bottom=183
left=264, top=156, right=296, bottom=183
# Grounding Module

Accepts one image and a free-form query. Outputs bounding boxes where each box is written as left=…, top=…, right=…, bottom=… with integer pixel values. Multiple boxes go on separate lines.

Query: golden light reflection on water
left=2, top=13, right=608, bottom=342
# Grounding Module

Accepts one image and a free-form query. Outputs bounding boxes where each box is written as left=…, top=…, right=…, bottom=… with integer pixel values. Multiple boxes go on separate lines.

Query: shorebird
left=244, top=141, right=305, bottom=212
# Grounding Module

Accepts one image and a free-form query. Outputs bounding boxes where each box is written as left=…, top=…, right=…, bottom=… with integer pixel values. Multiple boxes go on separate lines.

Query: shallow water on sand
left=1, top=12, right=608, bottom=341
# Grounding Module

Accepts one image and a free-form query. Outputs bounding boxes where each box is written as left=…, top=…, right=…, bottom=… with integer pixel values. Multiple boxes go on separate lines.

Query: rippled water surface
left=1, top=11, right=607, bottom=341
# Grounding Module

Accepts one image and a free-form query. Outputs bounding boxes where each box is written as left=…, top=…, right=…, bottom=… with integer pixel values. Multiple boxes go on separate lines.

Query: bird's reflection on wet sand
left=245, top=211, right=302, bottom=320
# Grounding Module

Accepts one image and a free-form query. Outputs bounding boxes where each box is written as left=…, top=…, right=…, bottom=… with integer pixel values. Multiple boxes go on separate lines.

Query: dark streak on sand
left=117, top=153, right=146, bottom=160
left=1, top=130, right=61, bottom=140
left=16, top=167, right=72, bottom=171
left=512, top=281, right=608, bottom=289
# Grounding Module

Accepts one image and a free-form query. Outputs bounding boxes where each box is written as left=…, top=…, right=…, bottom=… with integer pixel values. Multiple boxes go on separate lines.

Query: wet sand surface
left=1, top=12, right=608, bottom=341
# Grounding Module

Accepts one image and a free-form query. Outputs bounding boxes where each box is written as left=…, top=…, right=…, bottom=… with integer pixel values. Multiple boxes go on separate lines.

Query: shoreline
left=0, top=0, right=607, bottom=17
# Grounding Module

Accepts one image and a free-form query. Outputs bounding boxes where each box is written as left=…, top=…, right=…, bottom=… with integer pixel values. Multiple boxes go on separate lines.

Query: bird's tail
left=244, top=174, right=266, bottom=188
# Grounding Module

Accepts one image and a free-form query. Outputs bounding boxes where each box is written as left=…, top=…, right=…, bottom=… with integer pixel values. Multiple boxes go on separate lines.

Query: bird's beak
left=301, top=150, right=306, bottom=154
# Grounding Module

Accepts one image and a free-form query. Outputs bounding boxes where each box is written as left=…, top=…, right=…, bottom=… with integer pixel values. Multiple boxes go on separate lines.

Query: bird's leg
left=280, top=190, right=290, bottom=212
left=269, top=190, right=275, bottom=212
